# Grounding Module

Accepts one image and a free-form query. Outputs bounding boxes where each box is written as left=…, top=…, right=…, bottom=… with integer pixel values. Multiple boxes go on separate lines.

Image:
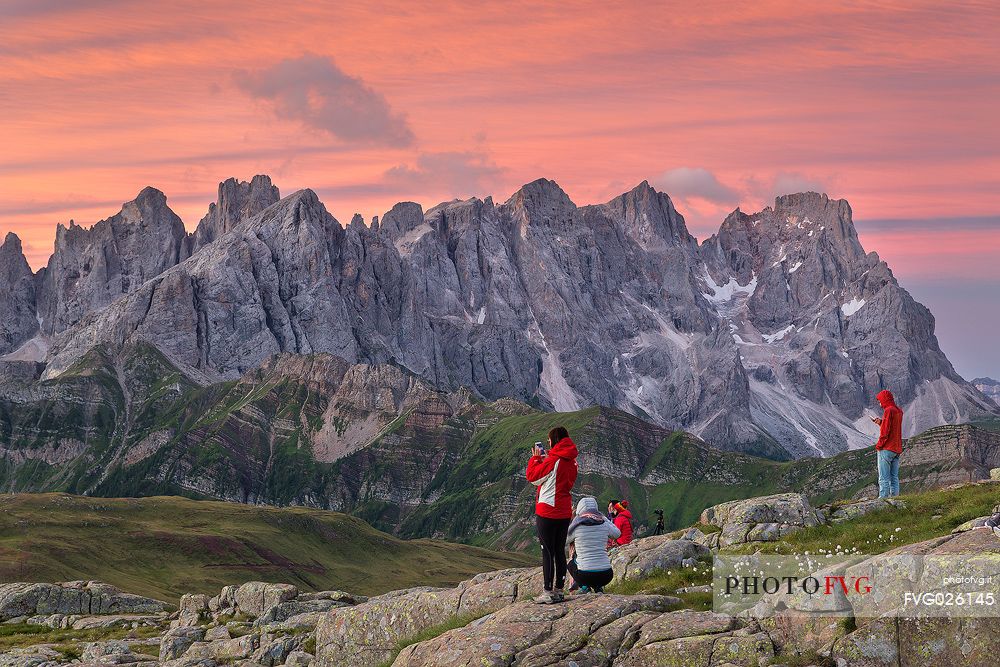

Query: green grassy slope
left=0, top=493, right=532, bottom=602
left=611, top=481, right=1000, bottom=605
left=3, top=345, right=998, bottom=552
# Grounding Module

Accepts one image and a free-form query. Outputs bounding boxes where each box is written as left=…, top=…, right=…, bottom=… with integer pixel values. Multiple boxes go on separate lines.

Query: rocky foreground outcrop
left=696, top=492, right=905, bottom=548
left=316, top=568, right=543, bottom=667
left=608, top=534, right=710, bottom=583
left=0, top=581, right=165, bottom=624
left=6, top=486, right=1000, bottom=667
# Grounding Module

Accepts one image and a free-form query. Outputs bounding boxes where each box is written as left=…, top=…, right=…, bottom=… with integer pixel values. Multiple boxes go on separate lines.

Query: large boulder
left=823, top=528, right=1000, bottom=665
left=700, top=493, right=822, bottom=546
left=233, top=582, right=298, bottom=618
left=177, top=593, right=211, bottom=627
left=0, top=581, right=165, bottom=621
left=393, top=595, right=683, bottom=667
left=315, top=567, right=541, bottom=667
left=80, top=639, right=151, bottom=663
left=609, top=535, right=711, bottom=583
left=252, top=635, right=306, bottom=667
left=317, top=586, right=461, bottom=667
left=0, top=646, right=63, bottom=667
left=184, top=635, right=259, bottom=662
left=388, top=600, right=772, bottom=667
left=255, top=599, right=351, bottom=626
left=831, top=617, right=1000, bottom=666
left=159, top=626, right=206, bottom=661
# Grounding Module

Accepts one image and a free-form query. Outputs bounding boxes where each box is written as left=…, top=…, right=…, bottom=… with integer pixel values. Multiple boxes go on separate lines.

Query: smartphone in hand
left=532, top=441, right=545, bottom=457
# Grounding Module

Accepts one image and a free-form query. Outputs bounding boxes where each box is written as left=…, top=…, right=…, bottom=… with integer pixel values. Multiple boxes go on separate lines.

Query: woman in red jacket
left=610, top=500, right=634, bottom=546
left=526, top=426, right=579, bottom=604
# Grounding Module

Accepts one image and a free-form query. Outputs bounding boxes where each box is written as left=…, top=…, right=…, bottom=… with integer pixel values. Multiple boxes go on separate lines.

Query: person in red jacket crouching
left=526, top=426, right=579, bottom=604
left=607, top=500, right=633, bottom=546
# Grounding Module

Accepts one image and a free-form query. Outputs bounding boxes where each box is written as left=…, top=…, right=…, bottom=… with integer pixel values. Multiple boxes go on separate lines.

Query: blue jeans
left=877, top=449, right=900, bottom=498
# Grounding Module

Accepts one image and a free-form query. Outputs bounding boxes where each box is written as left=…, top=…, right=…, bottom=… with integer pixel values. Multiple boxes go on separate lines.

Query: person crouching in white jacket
left=566, top=496, right=621, bottom=593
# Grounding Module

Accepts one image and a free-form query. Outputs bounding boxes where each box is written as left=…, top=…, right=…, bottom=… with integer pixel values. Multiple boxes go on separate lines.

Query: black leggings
left=567, top=559, right=614, bottom=591
left=536, top=516, right=570, bottom=591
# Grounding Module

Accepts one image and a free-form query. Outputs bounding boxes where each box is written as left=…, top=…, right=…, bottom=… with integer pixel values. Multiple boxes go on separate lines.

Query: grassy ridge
left=0, top=493, right=532, bottom=602
left=609, top=482, right=1000, bottom=605
left=2, top=345, right=995, bottom=554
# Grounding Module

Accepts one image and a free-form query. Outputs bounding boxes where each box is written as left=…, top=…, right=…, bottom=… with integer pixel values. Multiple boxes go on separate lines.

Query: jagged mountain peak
left=773, top=190, right=834, bottom=208
left=601, top=180, right=694, bottom=249
left=133, top=185, right=168, bottom=206
left=378, top=201, right=425, bottom=241
left=0, top=231, right=39, bottom=357
left=38, top=185, right=190, bottom=335
left=7, top=176, right=996, bottom=461
left=242, top=187, right=338, bottom=236
left=193, top=175, right=281, bottom=250
left=0, top=232, right=30, bottom=277
left=1, top=231, right=24, bottom=253
left=505, top=178, right=576, bottom=217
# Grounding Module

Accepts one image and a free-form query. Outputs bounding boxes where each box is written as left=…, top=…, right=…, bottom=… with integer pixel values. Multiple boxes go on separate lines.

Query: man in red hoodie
left=873, top=389, right=904, bottom=498
left=526, top=426, right=579, bottom=604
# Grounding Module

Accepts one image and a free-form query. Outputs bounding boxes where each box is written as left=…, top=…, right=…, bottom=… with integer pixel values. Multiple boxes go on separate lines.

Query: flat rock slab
left=0, top=581, right=165, bottom=622
left=829, top=497, right=905, bottom=523
left=71, top=613, right=166, bottom=630
left=315, top=567, right=541, bottom=667
left=388, top=601, right=777, bottom=667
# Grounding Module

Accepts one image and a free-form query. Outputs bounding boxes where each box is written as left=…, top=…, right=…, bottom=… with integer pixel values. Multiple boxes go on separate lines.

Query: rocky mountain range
left=973, top=377, right=1000, bottom=406
left=3, top=327, right=998, bottom=547
left=2, top=175, right=998, bottom=547
left=1, top=175, right=995, bottom=461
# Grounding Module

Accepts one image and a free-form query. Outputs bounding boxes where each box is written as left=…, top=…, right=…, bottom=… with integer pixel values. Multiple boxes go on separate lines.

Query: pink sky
left=1, top=1, right=999, bottom=376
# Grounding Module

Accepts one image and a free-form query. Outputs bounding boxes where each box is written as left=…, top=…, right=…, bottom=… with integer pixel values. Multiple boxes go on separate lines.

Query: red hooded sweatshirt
left=526, top=437, right=579, bottom=519
left=875, top=390, right=903, bottom=454
left=612, top=505, right=633, bottom=546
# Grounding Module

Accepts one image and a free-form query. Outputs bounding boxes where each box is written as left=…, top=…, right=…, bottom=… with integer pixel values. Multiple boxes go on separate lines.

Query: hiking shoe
left=578, top=585, right=591, bottom=594
left=534, top=591, right=558, bottom=604
left=552, top=588, right=565, bottom=602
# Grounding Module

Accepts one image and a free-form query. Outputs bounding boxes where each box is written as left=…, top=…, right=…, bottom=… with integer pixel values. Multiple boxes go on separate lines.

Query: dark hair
left=548, top=426, right=569, bottom=446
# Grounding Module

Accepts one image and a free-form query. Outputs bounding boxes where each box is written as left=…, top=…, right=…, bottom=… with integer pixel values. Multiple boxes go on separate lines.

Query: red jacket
left=526, top=437, right=578, bottom=519
left=875, top=390, right=903, bottom=454
left=612, top=508, right=633, bottom=545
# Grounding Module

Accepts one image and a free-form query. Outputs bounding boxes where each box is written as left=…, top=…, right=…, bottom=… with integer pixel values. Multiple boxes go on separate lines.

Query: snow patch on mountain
left=763, top=325, right=795, bottom=344
left=841, top=298, right=866, bottom=317
left=703, top=269, right=758, bottom=319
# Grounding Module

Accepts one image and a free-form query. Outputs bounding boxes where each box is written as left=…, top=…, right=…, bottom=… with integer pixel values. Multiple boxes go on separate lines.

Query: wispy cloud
left=653, top=167, right=740, bottom=205
left=383, top=151, right=505, bottom=196
left=741, top=171, right=832, bottom=206
left=233, top=54, right=414, bottom=146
